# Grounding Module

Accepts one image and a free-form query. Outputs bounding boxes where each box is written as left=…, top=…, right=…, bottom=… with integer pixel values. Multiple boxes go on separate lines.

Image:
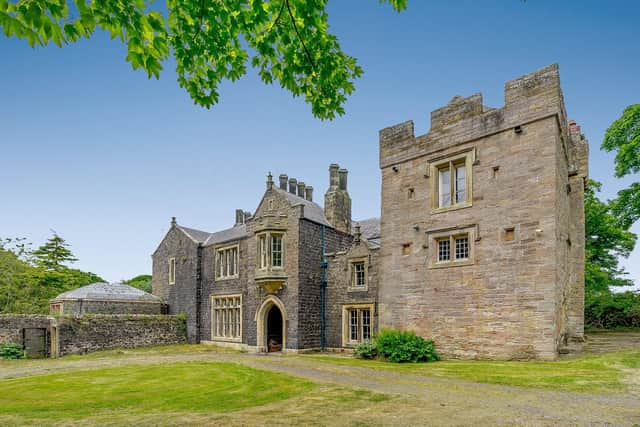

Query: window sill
left=211, top=337, right=242, bottom=343
left=347, top=286, right=368, bottom=293
left=431, top=201, right=472, bottom=214
left=429, top=258, right=473, bottom=269
left=215, top=275, right=239, bottom=282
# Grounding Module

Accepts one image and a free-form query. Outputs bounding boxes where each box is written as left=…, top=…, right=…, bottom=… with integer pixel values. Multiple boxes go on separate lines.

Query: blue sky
left=1, top=0, right=638, bottom=288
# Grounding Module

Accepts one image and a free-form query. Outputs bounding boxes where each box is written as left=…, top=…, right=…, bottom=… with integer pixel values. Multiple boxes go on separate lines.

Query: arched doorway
left=266, top=305, right=283, bottom=352
left=255, top=295, right=287, bottom=352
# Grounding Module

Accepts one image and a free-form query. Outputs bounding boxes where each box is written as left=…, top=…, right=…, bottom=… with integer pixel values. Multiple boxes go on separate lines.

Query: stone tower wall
left=378, top=64, right=585, bottom=360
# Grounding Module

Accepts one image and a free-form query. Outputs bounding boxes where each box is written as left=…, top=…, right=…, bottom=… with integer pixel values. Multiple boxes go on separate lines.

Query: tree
left=602, top=104, right=640, bottom=231
left=125, top=274, right=152, bottom=293
left=1, top=237, right=104, bottom=314
left=602, top=104, right=640, bottom=178
left=32, top=232, right=78, bottom=271
left=0, top=237, right=32, bottom=262
left=0, top=0, right=407, bottom=120
left=584, top=180, right=636, bottom=293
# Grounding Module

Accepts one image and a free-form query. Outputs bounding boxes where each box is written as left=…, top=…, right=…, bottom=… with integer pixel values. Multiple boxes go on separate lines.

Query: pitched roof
left=353, top=217, right=381, bottom=249
left=273, top=187, right=331, bottom=226
left=177, top=225, right=211, bottom=243
left=204, top=224, right=247, bottom=246
left=52, top=282, right=162, bottom=302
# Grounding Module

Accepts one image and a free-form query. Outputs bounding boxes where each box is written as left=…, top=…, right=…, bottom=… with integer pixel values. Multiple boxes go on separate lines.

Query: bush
left=585, top=291, right=640, bottom=329
left=354, top=339, right=377, bottom=359
left=0, top=343, right=25, bottom=359
left=353, top=329, right=439, bottom=363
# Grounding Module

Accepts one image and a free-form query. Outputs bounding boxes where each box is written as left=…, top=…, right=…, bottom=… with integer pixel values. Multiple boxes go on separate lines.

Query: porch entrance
left=267, top=305, right=283, bottom=352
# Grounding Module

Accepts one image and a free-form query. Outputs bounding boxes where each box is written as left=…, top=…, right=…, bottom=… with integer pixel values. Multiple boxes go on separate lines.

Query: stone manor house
left=152, top=64, right=588, bottom=359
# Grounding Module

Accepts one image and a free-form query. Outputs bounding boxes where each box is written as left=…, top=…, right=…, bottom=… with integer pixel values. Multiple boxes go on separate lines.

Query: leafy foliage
left=125, top=274, right=152, bottom=293
left=353, top=339, right=377, bottom=360
left=601, top=104, right=640, bottom=240
left=32, top=232, right=77, bottom=270
left=0, top=0, right=408, bottom=119
left=584, top=180, right=637, bottom=292
left=602, top=104, right=640, bottom=178
left=610, top=182, right=640, bottom=230
left=0, top=342, right=25, bottom=359
left=585, top=291, right=640, bottom=329
left=373, top=329, right=439, bottom=363
left=0, top=235, right=104, bottom=314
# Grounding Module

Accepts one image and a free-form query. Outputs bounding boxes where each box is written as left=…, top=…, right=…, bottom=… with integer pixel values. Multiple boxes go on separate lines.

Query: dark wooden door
left=23, top=328, right=47, bottom=358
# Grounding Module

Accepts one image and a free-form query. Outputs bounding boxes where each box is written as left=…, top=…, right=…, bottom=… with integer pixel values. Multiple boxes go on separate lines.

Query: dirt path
left=2, top=350, right=639, bottom=426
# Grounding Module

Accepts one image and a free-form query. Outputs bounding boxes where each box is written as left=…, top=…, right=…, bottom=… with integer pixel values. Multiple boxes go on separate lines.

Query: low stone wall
left=53, top=314, right=186, bottom=356
left=0, top=314, right=51, bottom=345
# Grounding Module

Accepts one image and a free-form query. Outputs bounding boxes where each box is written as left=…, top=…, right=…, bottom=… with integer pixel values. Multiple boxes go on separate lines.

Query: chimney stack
left=297, top=181, right=306, bottom=198
left=324, top=163, right=352, bottom=234
left=338, top=168, right=348, bottom=191
left=305, top=186, right=314, bottom=202
left=568, top=119, right=581, bottom=134
left=329, top=163, right=340, bottom=190
left=288, top=177, right=297, bottom=194
left=279, top=174, right=288, bottom=190
left=243, top=211, right=251, bottom=223
left=235, top=209, right=244, bottom=226
left=266, top=172, right=273, bottom=190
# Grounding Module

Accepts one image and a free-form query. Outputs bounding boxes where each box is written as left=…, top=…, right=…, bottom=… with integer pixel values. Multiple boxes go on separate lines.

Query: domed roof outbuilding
left=50, top=282, right=164, bottom=316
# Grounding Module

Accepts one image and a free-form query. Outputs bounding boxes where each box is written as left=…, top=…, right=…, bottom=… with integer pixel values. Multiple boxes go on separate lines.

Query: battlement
left=504, top=63, right=561, bottom=106
left=379, top=64, right=566, bottom=169
left=430, top=93, right=484, bottom=130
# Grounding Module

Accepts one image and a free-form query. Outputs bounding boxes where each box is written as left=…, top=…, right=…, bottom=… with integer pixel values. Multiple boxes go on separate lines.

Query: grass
left=300, top=349, right=640, bottom=394
left=0, top=356, right=399, bottom=426
left=0, top=361, right=315, bottom=424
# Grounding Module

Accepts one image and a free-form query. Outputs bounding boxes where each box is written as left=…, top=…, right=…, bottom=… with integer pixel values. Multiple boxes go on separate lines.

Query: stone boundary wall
left=0, top=314, right=51, bottom=345
left=53, top=314, right=187, bottom=356
left=1, top=314, right=187, bottom=357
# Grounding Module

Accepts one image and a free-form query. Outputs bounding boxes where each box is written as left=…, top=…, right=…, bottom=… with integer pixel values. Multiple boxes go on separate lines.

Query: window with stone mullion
left=438, top=159, right=467, bottom=208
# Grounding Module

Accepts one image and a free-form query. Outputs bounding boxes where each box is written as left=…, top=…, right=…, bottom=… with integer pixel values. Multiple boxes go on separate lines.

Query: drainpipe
left=321, top=225, right=327, bottom=352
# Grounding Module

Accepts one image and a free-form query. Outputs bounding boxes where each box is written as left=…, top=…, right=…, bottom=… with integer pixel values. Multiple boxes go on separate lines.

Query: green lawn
left=301, top=349, right=640, bottom=393
left=0, top=361, right=314, bottom=424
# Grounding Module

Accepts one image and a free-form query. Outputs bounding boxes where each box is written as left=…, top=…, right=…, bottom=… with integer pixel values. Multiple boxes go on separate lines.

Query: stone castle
left=151, top=64, right=588, bottom=359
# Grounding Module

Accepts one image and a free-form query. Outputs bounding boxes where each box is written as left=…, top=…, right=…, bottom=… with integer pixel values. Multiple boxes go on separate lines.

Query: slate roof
left=177, top=225, right=212, bottom=243
left=171, top=186, right=331, bottom=250
left=273, top=187, right=331, bottom=226
left=204, top=224, right=247, bottom=246
left=353, top=217, right=381, bottom=249
left=52, top=282, right=162, bottom=302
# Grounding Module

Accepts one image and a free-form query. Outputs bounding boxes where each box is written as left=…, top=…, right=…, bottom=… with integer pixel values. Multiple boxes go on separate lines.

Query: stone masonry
left=378, top=64, right=587, bottom=359
left=151, top=64, right=587, bottom=359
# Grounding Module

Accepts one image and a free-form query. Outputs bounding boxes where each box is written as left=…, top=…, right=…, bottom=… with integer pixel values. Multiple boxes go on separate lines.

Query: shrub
left=585, top=291, right=640, bottom=329
left=374, top=329, right=439, bottom=363
left=0, top=343, right=25, bottom=359
left=354, top=339, right=377, bottom=359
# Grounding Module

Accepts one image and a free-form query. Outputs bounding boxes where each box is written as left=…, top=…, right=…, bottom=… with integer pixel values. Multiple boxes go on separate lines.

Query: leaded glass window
left=438, top=239, right=450, bottom=262
left=455, top=236, right=469, bottom=260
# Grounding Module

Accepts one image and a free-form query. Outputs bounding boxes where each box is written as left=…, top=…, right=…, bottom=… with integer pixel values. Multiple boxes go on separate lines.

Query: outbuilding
left=50, top=282, right=164, bottom=316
